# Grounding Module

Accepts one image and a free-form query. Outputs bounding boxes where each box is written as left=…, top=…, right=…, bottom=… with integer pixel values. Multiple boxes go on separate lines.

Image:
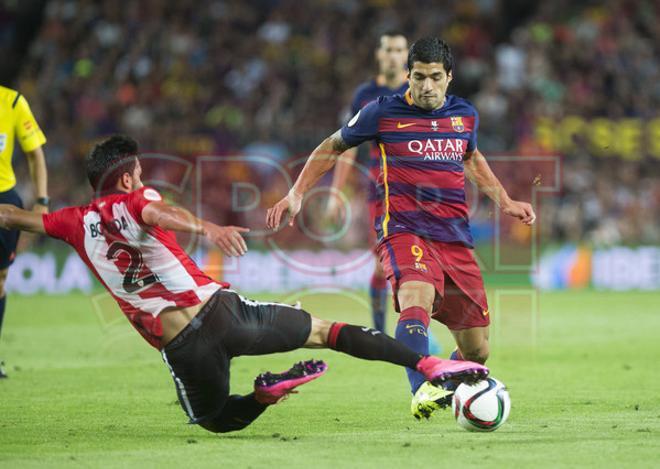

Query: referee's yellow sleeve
left=14, top=95, right=46, bottom=153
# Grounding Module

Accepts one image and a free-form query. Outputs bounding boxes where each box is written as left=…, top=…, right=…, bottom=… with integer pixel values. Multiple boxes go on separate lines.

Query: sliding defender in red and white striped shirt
left=0, top=135, right=487, bottom=432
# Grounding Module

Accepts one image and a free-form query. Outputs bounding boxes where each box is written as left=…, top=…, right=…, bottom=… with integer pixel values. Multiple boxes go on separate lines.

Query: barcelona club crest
left=450, top=116, right=465, bottom=132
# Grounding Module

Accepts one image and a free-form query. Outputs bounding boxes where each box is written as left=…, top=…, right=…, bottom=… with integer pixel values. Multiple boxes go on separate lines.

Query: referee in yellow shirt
left=0, top=85, right=49, bottom=378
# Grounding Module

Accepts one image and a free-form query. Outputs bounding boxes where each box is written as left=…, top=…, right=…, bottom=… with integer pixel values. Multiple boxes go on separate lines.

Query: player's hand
left=324, top=191, right=346, bottom=225
left=266, top=189, right=303, bottom=229
left=501, top=199, right=536, bottom=225
left=32, top=204, right=49, bottom=215
left=203, top=223, right=250, bottom=257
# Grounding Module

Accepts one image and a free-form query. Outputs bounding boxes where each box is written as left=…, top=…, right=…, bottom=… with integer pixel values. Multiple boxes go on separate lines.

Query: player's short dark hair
left=407, top=36, right=454, bottom=73
left=86, top=134, right=139, bottom=191
left=380, top=30, right=406, bottom=41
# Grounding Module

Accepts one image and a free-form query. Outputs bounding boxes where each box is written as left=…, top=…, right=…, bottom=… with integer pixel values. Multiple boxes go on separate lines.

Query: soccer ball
left=451, top=378, right=510, bottom=432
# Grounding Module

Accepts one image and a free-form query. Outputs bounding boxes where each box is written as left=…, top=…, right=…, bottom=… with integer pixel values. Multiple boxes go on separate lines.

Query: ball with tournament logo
left=452, top=377, right=511, bottom=432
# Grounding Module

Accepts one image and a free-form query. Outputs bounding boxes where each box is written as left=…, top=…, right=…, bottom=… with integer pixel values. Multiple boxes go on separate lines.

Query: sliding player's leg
left=201, top=290, right=325, bottom=408
left=220, top=289, right=429, bottom=403
left=160, top=316, right=259, bottom=434
left=304, top=315, right=487, bottom=385
left=160, top=291, right=292, bottom=434
left=219, top=289, right=425, bottom=374
left=161, top=291, right=319, bottom=434
left=305, top=316, right=421, bottom=369
left=195, top=289, right=487, bottom=426
left=221, top=285, right=488, bottom=398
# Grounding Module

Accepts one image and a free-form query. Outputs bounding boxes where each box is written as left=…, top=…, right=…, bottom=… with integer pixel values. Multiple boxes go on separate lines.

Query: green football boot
left=411, top=381, right=453, bottom=420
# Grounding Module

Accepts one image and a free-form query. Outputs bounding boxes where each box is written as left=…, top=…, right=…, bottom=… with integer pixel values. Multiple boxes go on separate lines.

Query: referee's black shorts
left=161, top=289, right=312, bottom=424
left=0, top=188, right=23, bottom=269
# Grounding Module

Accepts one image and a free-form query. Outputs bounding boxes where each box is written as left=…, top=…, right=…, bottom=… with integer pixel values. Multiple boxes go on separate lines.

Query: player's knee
left=397, top=281, right=434, bottom=313
left=305, top=316, right=332, bottom=348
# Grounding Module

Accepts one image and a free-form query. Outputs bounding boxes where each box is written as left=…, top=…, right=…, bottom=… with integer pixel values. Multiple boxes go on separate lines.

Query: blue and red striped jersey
left=349, top=79, right=409, bottom=205
left=340, top=89, right=479, bottom=247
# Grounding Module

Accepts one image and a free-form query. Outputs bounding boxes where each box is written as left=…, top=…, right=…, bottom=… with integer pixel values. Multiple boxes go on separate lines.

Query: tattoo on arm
left=329, top=130, right=351, bottom=154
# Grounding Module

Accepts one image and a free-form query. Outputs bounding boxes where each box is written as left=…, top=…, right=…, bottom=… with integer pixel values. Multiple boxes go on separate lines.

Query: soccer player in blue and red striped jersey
left=326, top=31, right=408, bottom=335
left=267, top=37, right=535, bottom=419
left=327, top=31, right=442, bottom=354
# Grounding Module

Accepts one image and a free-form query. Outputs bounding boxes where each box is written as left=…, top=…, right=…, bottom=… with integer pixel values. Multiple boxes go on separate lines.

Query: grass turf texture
left=0, top=290, right=658, bottom=468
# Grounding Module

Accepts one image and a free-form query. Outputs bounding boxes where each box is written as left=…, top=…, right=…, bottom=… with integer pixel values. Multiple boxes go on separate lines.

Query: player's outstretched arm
left=464, top=149, right=536, bottom=225
left=266, top=130, right=352, bottom=229
left=141, top=201, right=249, bottom=257
left=325, top=147, right=358, bottom=223
left=0, top=204, right=46, bottom=233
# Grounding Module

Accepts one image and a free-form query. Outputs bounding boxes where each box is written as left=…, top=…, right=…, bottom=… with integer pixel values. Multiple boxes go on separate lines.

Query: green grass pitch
left=0, top=290, right=659, bottom=468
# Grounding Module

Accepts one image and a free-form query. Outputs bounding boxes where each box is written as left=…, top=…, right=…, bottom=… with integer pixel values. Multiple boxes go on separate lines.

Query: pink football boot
left=416, top=356, right=489, bottom=387
left=254, top=359, right=328, bottom=405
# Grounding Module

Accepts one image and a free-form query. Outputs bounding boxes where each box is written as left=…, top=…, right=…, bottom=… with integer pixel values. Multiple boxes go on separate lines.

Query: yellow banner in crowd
left=535, top=116, right=660, bottom=159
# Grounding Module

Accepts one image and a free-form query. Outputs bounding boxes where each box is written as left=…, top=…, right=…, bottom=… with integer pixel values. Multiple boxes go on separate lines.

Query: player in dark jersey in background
left=0, top=135, right=488, bottom=432
left=267, top=37, right=534, bottom=420
left=326, top=31, right=441, bottom=353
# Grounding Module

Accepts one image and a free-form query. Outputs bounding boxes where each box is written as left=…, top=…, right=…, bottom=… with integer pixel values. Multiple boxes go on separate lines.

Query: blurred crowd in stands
left=1, top=0, right=658, bottom=246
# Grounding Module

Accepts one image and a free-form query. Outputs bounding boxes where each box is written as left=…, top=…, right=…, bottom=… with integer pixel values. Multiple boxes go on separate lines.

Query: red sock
left=399, top=306, right=430, bottom=328
left=327, top=322, right=347, bottom=349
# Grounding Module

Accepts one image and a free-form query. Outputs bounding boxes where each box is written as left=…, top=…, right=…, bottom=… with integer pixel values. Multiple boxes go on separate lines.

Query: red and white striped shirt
left=42, top=187, right=227, bottom=349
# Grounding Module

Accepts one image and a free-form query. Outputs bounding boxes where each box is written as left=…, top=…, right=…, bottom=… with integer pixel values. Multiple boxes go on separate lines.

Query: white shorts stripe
left=228, top=290, right=301, bottom=310
left=161, top=350, right=195, bottom=419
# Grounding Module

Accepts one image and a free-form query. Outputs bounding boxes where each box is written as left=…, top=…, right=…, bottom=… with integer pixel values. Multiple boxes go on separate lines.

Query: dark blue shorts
left=0, top=188, right=23, bottom=269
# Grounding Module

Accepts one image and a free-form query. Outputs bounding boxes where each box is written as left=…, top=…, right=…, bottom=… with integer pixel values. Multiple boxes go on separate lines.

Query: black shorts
left=0, top=188, right=23, bottom=269
left=161, top=289, right=312, bottom=424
